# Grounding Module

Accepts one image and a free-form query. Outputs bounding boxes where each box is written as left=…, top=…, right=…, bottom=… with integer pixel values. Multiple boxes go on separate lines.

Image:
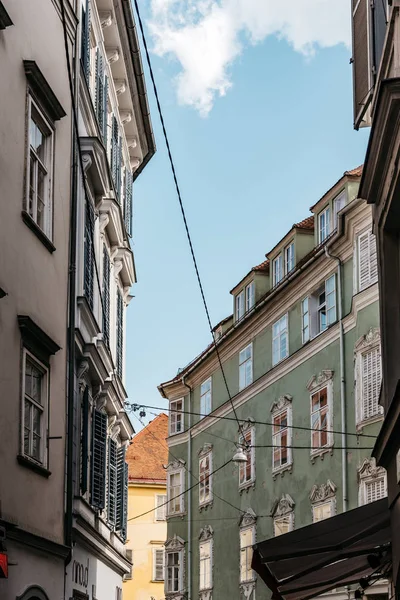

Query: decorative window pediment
left=23, top=60, right=66, bottom=121
left=239, top=508, right=257, bottom=528
left=309, top=480, right=337, bottom=503
left=354, top=328, right=380, bottom=354
left=358, top=458, right=385, bottom=481
left=165, top=534, right=185, bottom=551
left=270, top=394, right=292, bottom=413
left=198, top=443, right=213, bottom=458
left=239, top=418, right=255, bottom=433
left=166, top=458, right=186, bottom=472
left=271, top=494, right=295, bottom=517
left=307, top=370, right=334, bottom=392
left=199, top=525, right=214, bottom=541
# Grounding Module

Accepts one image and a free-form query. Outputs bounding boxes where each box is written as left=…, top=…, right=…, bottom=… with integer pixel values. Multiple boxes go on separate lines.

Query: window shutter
left=90, top=409, right=107, bottom=509
left=156, top=494, right=166, bottom=521
left=81, top=386, right=90, bottom=495
left=103, top=75, right=108, bottom=149
left=84, top=200, right=95, bottom=309
left=358, top=231, right=370, bottom=290
left=369, top=232, right=378, bottom=284
left=124, top=169, right=133, bottom=237
left=95, top=50, right=104, bottom=134
left=125, top=549, right=133, bottom=580
left=81, top=0, right=91, bottom=84
left=102, top=246, right=110, bottom=347
left=116, top=137, right=123, bottom=203
left=155, top=549, right=164, bottom=580
left=362, top=347, right=382, bottom=419
left=372, top=0, right=387, bottom=79
left=366, top=477, right=386, bottom=503
left=107, top=438, right=118, bottom=526
left=116, top=447, right=128, bottom=540
left=116, top=289, right=124, bottom=380
left=352, top=0, right=371, bottom=128
left=111, top=116, right=119, bottom=190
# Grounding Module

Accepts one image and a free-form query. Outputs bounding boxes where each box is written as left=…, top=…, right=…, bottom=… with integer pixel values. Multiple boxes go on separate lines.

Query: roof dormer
left=230, top=261, right=269, bottom=323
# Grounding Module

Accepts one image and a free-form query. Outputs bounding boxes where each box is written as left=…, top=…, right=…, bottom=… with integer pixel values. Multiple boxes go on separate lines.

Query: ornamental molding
left=93, top=387, right=108, bottom=411
left=358, top=458, right=386, bottom=481
left=307, top=370, right=334, bottom=392
left=198, top=443, right=213, bottom=458
left=199, top=525, right=213, bottom=542
left=99, top=212, right=109, bottom=235
left=126, top=136, right=137, bottom=149
left=240, top=419, right=255, bottom=434
left=240, top=581, right=256, bottom=600
left=120, top=110, right=132, bottom=125
left=354, top=327, right=381, bottom=354
left=165, top=534, right=185, bottom=551
left=78, top=360, right=90, bottom=391
left=310, top=480, right=337, bottom=503
left=108, top=417, right=121, bottom=441
left=106, top=47, right=119, bottom=64
left=271, top=494, right=295, bottom=517
left=239, top=508, right=257, bottom=528
left=114, top=79, right=126, bottom=96
left=130, top=156, right=141, bottom=170
left=99, top=10, right=113, bottom=28
left=166, top=459, right=186, bottom=472
left=165, top=594, right=186, bottom=600
left=271, top=394, right=292, bottom=413
left=82, top=153, right=92, bottom=172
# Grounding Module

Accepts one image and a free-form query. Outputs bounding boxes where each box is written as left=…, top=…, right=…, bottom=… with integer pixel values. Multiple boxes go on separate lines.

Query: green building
left=158, top=166, right=387, bottom=600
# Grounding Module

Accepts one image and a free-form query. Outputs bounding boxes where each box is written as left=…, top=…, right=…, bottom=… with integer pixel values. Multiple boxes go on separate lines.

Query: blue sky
left=125, top=1, right=370, bottom=428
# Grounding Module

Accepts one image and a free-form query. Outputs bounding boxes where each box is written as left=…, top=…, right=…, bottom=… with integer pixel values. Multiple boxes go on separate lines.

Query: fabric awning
left=252, top=499, right=391, bottom=600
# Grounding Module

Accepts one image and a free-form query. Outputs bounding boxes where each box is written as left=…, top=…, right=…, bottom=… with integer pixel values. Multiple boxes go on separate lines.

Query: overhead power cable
left=132, top=0, right=247, bottom=445
left=127, top=403, right=378, bottom=439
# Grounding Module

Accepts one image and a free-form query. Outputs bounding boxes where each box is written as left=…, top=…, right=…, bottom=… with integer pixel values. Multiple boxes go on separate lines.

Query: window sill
left=272, top=463, right=293, bottom=478
left=22, top=210, right=55, bottom=253
left=199, top=499, right=213, bottom=511
left=356, top=414, right=384, bottom=431
left=152, top=580, right=165, bottom=583
left=166, top=511, right=186, bottom=520
left=17, top=454, right=51, bottom=478
left=239, top=480, right=256, bottom=493
left=310, top=446, right=333, bottom=463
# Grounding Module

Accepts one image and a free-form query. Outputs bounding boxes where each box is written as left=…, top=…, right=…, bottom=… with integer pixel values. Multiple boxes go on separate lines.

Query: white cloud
left=148, top=0, right=350, bottom=116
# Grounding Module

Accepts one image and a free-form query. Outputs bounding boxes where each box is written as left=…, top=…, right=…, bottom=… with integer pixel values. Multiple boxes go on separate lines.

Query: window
left=358, top=459, right=387, bottom=505
left=170, top=398, right=183, bottom=435
left=365, top=478, right=386, bottom=503
left=239, top=344, right=253, bottom=390
left=153, top=547, right=165, bottom=581
left=301, top=297, right=310, bottom=343
left=319, top=206, right=331, bottom=243
left=274, top=514, right=293, bottom=536
left=313, top=501, right=333, bottom=522
left=22, top=352, right=48, bottom=465
left=273, top=255, right=283, bottom=286
left=358, top=230, right=378, bottom=291
left=236, top=291, right=244, bottom=321
left=199, top=540, right=212, bottom=590
left=200, top=378, right=212, bottom=417
left=239, top=428, right=255, bottom=488
left=167, top=469, right=184, bottom=515
left=245, top=282, right=255, bottom=312
left=26, top=99, right=54, bottom=239
left=285, top=242, right=295, bottom=274
left=199, top=453, right=212, bottom=506
left=155, top=494, right=167, bottom=521
left=272, top=314, right=288, bottom=366
left=355, top=329, right=383, bottom=425
left=311, top=387, right=330, bottom=452
left=166, top=552, right=182, bottom=593
left=240, top=527, right=255, bottom=583
left=333, top=191, right=346, bottom=228
left=272, top=409, right=291, bottom=471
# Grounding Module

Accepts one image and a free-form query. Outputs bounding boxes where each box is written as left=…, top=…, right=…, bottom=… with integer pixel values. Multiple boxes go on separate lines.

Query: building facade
left=0, top=1, right=75, bottom=598
left=64, top=0, right=155, bottom=598
left=124, top=414, right=168, bottom=600
left=351, top=0, right=400, bottom=593
left=159, top=168, right=386, bottom=600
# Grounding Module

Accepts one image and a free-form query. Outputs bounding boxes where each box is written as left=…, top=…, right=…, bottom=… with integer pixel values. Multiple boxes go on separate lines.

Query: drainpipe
left=324, top=246, right=347, bottom=512
left=182, top=376, right=192, bottom=600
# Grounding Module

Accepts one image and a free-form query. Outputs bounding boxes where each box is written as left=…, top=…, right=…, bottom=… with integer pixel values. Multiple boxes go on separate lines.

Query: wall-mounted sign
left=72, top=558, right=90, bottom=589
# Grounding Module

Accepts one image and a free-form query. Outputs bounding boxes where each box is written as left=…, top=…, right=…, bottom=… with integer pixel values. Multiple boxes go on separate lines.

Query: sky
left=125, top=0, right=371, bottom=429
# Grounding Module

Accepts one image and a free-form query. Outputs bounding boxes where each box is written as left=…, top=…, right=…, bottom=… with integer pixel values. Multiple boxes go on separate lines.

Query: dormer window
left=285, top=242, right=295, bottom=274
left=333, top=191, right=346, bottom=228
left=245, top=282, right=255, bottom=311
left=273, top=255, right=283, bottom=286
left=235, top=291, right=244, bottom=321
left=319, top=206, right=331, bottom=243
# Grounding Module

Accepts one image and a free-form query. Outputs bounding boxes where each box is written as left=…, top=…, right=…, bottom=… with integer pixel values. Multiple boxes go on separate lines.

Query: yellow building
left=124, top=413, right=168, bottom=600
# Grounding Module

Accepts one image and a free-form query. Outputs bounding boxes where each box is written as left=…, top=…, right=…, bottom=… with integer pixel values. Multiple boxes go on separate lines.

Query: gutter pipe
left=182, top=376, right=192, bottom=600
left=324, top=245, right=347, bottom=512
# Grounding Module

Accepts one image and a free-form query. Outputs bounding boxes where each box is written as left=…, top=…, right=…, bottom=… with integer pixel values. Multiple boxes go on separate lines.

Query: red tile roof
left=294, top=216, right=314, bottom=230
left=252, top=259, right=270, bottom=272
left=126, top=413, right=168, bottom=483
left=345, top=165, right=363, bottom=177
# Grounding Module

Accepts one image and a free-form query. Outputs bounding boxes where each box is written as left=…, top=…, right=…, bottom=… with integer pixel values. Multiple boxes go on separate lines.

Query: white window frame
left=239, top=427, right=255, bottom=489
left=26, top=96, right=54, bottom=240
left=239, top=343, right=253, bottom=390
left=272, top=314, right=289, bottom=366
left=240, top=526, right=255, bottom=583
left=167, top=468, right=184, bottom=516
left=357, top=230, right=378, bottom=292
left=200, top=378, right=212, bottom=418
left=199, top=538, right=213, bottom=591
left=355, top=329, right=383, bottom=426
left=170, top=398, right=184, bottom=436
left=301, top=297, right=310, bottom=343
left=199, top=452, right=212, bottom=507
left=306, top=275, right=337, bottom=340
left=307, top=374, right=334, bottom=456
left=245, top=281, right=255, bottom=312
left=155, top=493, right=167, bottom=521
left=285, top=242, right=295, bottom=274
left=165, top=549, right=183, bottom=593
left=318, top=206, right=331, bottom=243
left=21, top=348, right=49, bottom=467
left=235, top=291, right=245, bottom=321
left=152, top=546, right=165, bottom=581
left=312, top=499, right=335, bottom=522
left=358, top=459, right=387, bottom=506
left=273, top=255, right=283, bottom=286
left=272, top=403, right=292, bottom=473
left=273, top=513, right=294, bottom=536
left=333, top=191, right=346, bottom=229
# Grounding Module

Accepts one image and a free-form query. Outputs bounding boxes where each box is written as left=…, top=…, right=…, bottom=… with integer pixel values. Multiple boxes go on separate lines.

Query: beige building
left=0, top=1, right=75, bottom=598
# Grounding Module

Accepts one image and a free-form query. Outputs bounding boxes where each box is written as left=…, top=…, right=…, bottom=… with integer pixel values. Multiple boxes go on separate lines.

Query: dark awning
left=252, top=499, right=391, bottom=600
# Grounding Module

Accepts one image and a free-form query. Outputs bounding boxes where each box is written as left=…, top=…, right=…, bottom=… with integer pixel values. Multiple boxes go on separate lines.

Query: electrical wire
left=127, top=403, right=378, bottom=439
left=132, top=0, right=247, bottom=445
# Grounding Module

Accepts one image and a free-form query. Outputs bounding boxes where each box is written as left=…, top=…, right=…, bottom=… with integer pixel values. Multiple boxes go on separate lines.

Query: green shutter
left=111, top=116, right=118, bottom=190
left=116, top=290, right=124, bottom=380
left=116, top=137, right=123, bottom=203
left=81, top=386, right=90, bottom=495
left=107, top=438, right=118, bottom=526
left=102, top=246, right=110, bottom=347
left=90, top=409, right=107, bottom=509
left=116, top=446, right=128, bottom=540
left=103, top=75, right=108, bottom=149
left=81, top=0, right=91, bottom=83
left=124, top=170, right=133, bottom=237
left=95, top=49, right=104, bottom=133
left=84, top=199, right=95, bottom=309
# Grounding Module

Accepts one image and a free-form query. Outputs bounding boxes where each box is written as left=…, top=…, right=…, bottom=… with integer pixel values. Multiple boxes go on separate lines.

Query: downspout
left=324, top=246, right=347, bottom=512
left=182, top=376, right=192, bottom=600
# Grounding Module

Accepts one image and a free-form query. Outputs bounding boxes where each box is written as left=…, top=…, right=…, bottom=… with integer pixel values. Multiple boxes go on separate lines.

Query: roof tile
left=126, top=413, right=168, bottom=482
left=294, top=216, right=314, bottom=230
